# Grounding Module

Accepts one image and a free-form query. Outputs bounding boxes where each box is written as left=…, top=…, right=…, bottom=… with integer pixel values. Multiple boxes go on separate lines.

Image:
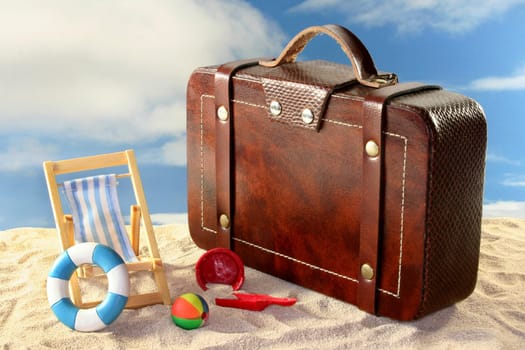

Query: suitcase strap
left=358, top=83, right=441, bottom=314
left=214, top=58, right=265, bottom=249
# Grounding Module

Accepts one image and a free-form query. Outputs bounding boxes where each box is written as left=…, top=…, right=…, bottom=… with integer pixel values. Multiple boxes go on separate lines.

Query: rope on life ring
left=46, top=242, right=130, bottom=332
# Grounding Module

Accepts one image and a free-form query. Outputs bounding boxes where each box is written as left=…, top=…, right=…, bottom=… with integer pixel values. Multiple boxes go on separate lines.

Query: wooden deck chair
left=43, top=149, right=171, bottom=309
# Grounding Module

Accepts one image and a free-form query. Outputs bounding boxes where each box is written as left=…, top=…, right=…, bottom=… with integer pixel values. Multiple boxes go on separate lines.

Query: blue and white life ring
left=46, top=242, right=130, bottom=332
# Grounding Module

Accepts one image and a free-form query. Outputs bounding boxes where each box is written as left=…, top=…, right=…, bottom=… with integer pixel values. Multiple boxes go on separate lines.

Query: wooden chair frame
left=43, top=149, right=171, bottom=308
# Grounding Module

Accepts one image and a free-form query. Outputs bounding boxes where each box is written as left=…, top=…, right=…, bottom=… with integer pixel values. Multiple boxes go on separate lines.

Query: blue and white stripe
left=63, top=174, right=137, bottom=262
left=47, top=242, right=130, bottom=332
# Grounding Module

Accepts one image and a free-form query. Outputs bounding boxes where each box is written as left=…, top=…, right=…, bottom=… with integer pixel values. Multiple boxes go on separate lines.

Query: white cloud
left=483, top=201, right=525, bottom=218
left=502, top=174, right=525, bottom=187
left=468, top=67, right=525, bottom=91
left=150, top=212, right=188, bottom=225
left=137, top=135, right=186, bottom=166
left=0, top=1, right=284, bottom=145
left=160, top=138, right=187, bottom=167
left=290, top=0, right=525, bottom=34
left=486, top=153, right=521, bottom=166
left=0, top=137, right=59, bottom=172
left=291, top=0, right=342, bottom=11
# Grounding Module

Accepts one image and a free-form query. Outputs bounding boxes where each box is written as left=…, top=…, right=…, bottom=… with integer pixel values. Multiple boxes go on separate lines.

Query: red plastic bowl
left=195, top=248, right=245, bottom=291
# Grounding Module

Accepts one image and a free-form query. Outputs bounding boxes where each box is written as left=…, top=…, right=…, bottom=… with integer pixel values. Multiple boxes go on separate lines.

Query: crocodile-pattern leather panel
left=393, top=91, right=487, bottom=317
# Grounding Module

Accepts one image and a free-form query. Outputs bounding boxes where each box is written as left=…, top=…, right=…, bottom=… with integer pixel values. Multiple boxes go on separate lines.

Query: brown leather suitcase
left=186, top=25, right=487, bottom=320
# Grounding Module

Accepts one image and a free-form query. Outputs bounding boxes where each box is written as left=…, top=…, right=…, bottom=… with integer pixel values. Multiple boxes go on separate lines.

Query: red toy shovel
left=215, top=292, right=297, bottom=311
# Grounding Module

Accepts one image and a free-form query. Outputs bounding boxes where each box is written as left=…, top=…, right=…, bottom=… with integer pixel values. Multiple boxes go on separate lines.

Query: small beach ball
left=171, top=293, right=209, bottom=330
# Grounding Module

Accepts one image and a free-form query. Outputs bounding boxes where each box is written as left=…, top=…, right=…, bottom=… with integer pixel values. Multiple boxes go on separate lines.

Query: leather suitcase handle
left=259, top=24, right=394, bottom=88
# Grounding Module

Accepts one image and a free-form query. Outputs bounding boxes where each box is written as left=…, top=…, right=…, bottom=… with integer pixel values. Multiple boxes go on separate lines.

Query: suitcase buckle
left=366, top=73, right=398, bottom=88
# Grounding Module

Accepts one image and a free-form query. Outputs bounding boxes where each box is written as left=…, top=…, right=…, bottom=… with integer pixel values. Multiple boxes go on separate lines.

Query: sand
left=1, top=219, right=524, bottom=349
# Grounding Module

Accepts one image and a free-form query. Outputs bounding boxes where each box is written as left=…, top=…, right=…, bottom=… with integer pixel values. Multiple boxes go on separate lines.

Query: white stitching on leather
left=322, top=118, right=362, bottom=129
left=233, top=237, right=359, bottom=283
left=231, top=99, right=267, bottom=110
left=199, top=94, right=407, bottom=298
left=233, top=97, right=319, bottom=131
left=395, top=134, right=407, bottom=297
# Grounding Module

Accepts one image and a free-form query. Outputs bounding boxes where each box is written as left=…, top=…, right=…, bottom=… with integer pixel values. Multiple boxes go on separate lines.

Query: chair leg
left=63, top=215, right=75, bottom=249
left=130, top=204, right=171, bottom=306
left=153, top=264, right=172, bottom=305
left=69, top=265, right=84, bottom=307
left=130, top=205, right=141, bottom=256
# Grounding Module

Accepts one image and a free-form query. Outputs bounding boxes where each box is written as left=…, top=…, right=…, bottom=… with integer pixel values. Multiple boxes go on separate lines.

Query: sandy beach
left=1, top=219, right=524, bottom=349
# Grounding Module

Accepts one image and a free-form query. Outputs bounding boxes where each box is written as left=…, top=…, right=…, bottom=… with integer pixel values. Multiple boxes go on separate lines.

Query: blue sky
left=1, top=0, right=524, bottom=229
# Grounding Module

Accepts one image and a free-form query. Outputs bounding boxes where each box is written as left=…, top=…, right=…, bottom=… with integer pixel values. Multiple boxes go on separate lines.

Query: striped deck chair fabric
left=63, top=174, right=137, bottom=262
